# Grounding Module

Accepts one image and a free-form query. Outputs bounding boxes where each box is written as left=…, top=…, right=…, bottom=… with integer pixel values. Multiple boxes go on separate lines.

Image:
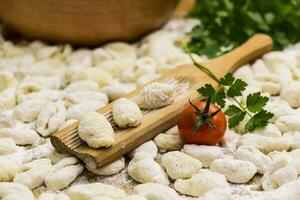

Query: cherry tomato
left=178, top=101, right=227, bottom=145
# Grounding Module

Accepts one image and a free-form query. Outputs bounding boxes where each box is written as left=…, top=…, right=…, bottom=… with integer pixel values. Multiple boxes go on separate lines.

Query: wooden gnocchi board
left=51, top=34, right=273, bottom=168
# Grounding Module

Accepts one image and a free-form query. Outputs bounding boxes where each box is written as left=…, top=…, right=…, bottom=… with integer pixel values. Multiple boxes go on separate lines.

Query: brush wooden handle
left=51, top=34, right=272, bottom=168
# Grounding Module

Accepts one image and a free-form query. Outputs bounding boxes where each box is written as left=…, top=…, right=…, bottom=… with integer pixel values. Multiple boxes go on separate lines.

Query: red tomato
left=178, top=101, right=227, bottom=145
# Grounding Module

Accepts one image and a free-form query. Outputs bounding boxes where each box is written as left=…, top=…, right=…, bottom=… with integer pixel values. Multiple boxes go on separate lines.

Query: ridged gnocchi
left=64, top=91, right=108, bottom=107
left=182, top=145, right=224, bottom=168
left=210, top=158, right=257, bottom=184
left=78, top=111, right=115, bottom=148
left=13, top=158, right=52, bottom=189
left=36, top=101, right=66, bottom=137
left=112, top=98, right=143, bottom=128
left=66, top=182, right=126, bottom=200
left=128, top=154, right=170, bottom=185
left=174, top=169, right=229, bottom=197
left=161, top=151, right=202, bottom=179
left=86, top=157, right=125, bottom=176
left=0, top=182, right=34, bottom=200
left=133, top=183, right=181, bottom=200
left=44, top=157, right=84, bottom=190
left=0, top=127, right=41, bottom=145
left=66, top=101, right=105, bottom=120
left=13, top=99, right=46, bottom=122
left=234, top=145, right=272, bottom=174
left=134, top=82, right=176, bottom=109
left=0, top=138, right=17, bottom=155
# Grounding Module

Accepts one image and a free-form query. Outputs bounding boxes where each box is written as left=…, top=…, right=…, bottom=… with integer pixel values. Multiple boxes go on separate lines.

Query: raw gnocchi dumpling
left=0, top=88, right=16, bottom=112
left=280, top=85, right=300, bottom=108
left=86, top=157, right=125, bottom=176
left=13, top=99, right=46, bottom=122
left=275, top=115, right=300, bottom=133
left=129, top=140, right=158, bottom=159
left=154, top=133, right=184, bottom=152
left=104, top=42, right=137, bottom=61
left=262, top=166, right=298, bottom=191
left=237, top=134, right=293, bottom=153
left=78, top=111, right=115, bottom=148
left=0, top=73, right=17, bottom=111
left=265, top=99, right=294, bottom=121
left=254, top=73, right=285, bottom=95
left=251, top=123, right=282, bottom=137
left=60, top=67, right=90, bottom=88
left=0, top=182, right=34, bottom=200
left=64, top=80, right=99, bottom=93
left=101, top=83, right=136, bottom=101
left=134, top=82, right=176, bottom=109
left=112, top=98, right=143, bottom=128
left=64, top=91, right=108, bottom=107
left=0, top=127, right=41, bottom=145
left=210, top=158, right=257, bottom=184
left=66, top=183, right=126, bottom=200
left=174, top=169, right=229, bottom=197
left=38, top=193, right=70, bottom=200
left=0, top=138, right=17, bottom=155
left=66, top=101, right=105, bottom=120
left=133, top=183, right=181, bottom=200
left=234, top=145, right=272, bottom=174
left=87, top=68, right=114, bottom=88
left=13, top=158, right=52, bottom=189
left=36, top=101, right=66, bottom=137
left=0, top=158, right=18, bottom=181
left=16, top=82, right=42, bottom=103
left=221, top=129, right=240, bottom=150
left=128, top=154, right=169, bottom=185
left=161, top=151, right=202, bottom=179
left=265, top=181, right=300, bottom=200
left=44, top=157, right=84, bottom=190
left=182, top=145, right=224, bottom=168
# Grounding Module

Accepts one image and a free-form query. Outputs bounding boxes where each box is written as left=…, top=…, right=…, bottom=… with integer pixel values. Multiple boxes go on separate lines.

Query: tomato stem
left=189, top=98, right=219, bottom=132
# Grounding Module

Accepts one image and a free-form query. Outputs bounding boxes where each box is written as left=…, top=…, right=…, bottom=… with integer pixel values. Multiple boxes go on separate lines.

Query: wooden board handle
left=205, top=34, right=273, bottom=76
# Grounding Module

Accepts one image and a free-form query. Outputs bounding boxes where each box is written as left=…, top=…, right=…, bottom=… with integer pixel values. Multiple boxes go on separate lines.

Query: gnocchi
left=112, top=98, right=143, bottom=128
left=134, top=183, right=181, bottom=200
left=182, top=145, right=224, bottom=168
left=174, top=169, right=229, bottom=197
left=78, top=111, right=115, bottom=148
left=161, top=151, right=202, bottom=179
left=66, top=183, right=126, bottom=200
left=210, top=158, right=257, bottom=184
left=86, top=157, right=125, bottom=176
left=133, top=82, right=176, bottom=109
left=36, top=101, right=66, bottom=137
left=44, top=157, right=84, bottom=190
left=128, top=154, right=170, bottom=185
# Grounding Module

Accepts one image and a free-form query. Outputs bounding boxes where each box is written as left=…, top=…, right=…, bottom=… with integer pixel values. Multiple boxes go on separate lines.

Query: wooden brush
left=51, top=34, right=273, bottom=169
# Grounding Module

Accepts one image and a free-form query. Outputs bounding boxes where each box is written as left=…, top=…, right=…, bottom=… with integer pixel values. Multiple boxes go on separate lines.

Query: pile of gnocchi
left=1, top=18, right=300, bottom=200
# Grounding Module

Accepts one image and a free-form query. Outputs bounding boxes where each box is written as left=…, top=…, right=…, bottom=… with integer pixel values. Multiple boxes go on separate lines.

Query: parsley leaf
left=245, top=110, right=274, bottom=132
left=219, top=73, right=247, bottom=97
left=197, top=84, right=226, bottom=107
left=227, top=79, right=247, bottom=97
left=225, top=105, right=246, bottom=128
left=246, top=92, right=269, bottom=113
left=219, top=73, right=235, bottom=85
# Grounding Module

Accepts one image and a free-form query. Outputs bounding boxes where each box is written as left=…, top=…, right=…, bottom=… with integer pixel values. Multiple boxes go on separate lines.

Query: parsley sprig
left=187, top=0, right=300, bottom=58
left=188, top=52, right=273, bottom=132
